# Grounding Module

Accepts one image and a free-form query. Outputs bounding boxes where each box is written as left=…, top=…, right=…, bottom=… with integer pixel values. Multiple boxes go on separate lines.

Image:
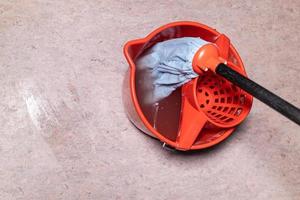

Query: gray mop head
left=136, top=37, right=207, bottom=104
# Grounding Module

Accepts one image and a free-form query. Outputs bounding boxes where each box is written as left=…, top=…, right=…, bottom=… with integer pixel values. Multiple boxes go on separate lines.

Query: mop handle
left=216, top=63, right=300, bottom=126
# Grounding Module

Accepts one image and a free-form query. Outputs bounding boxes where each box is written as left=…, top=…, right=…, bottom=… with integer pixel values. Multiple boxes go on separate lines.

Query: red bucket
left=123, top=21, right=252, bottom=151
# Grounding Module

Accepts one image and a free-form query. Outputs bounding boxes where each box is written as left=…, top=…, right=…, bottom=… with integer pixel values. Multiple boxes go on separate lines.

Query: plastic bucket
left=123, top=21, right=252, bottom=150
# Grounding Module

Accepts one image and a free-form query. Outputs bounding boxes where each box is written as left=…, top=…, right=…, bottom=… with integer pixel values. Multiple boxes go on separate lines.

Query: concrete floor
left=0, top=0, right=300, bottom=199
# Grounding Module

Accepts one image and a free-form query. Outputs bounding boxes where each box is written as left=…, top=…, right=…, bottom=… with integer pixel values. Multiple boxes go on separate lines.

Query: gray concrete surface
left=0, top=0, right=300, bottom=199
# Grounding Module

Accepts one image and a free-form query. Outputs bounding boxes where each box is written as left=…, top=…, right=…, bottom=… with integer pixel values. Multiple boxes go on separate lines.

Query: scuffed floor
left=0, top=0, right=299, bottom=199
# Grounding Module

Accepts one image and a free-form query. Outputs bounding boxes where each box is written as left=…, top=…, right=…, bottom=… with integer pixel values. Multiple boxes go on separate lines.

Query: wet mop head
left=136, top=37, right=207, bottom=104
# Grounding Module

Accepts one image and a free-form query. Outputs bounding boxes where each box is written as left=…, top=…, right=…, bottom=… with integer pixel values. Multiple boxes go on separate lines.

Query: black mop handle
left=216, top=63, right=300, bottom=125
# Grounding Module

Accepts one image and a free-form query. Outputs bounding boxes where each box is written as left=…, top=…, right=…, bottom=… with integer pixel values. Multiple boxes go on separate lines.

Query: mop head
left=136, top=37, right=207, bottom=104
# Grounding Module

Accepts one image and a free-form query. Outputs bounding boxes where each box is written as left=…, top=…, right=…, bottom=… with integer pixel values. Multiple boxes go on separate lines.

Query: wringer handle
left=216, top=63, right=300, bottom=126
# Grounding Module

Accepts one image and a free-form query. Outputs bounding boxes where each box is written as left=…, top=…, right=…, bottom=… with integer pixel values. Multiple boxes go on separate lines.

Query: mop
left=136, top=37, right=206, bottom=104
left=136, top=37, right=300, bottom=125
